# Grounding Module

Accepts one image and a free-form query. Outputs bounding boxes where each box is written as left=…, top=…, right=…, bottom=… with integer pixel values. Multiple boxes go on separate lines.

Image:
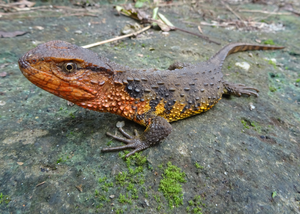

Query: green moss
left=269, top=86, right=277, bottom=92
left=116, top=172, right=128, bottom=186
left=186, top=195, right=205, bottom=214
left=268, top=60, right=277, bottom=68
left=126, top=183, right=134, bottom=191
left=139, top=175, right=145, bottom=185
left=116, top=209, right=124, bottom=214
left=195, top=163, right=204, bottom=169
left=134, top=153, right=147, bottom=166
left=104, top=182, right=113, bottom=187
left=94, top=151, right=148, bottom=211
left=106, top=140, right=112, bottom=146
left=296, top=79, right=300, bottom=83
left=154, top=194, right=161, bottom=203
left=102, top=186, right=108, bottom=192
left=158, top=162, right=186, bottom=209
left=157, top=204, right=162, bottom=211
left=56, top=157, right=68, bottom=164
left=98, top=176, right=107, bottom=183
left=263, top=39, right=275, bottom=45
left=0, top=193, right=10, bottom=204
left=96, top=203, right=103, bottom=209
left=250, top=121, right=261, bottom=133
left=118, top=193, right=132, bottom=204
left=272, top=191, right=277, bottom=198
left=57, top=158, right=63, bottom=164
left=242, top=119, right=262, bottom=133
left=98, top=195, right=108, bottom=201
left=241, top=120, right=249, bottom=129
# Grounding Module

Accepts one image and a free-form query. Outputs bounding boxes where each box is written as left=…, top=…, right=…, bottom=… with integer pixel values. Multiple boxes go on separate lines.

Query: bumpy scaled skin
left=18, top=41, right=284, bottom=158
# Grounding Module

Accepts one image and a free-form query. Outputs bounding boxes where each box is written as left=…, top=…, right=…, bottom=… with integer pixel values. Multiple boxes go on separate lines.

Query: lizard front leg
left=102, top=116, right=172, bottom=158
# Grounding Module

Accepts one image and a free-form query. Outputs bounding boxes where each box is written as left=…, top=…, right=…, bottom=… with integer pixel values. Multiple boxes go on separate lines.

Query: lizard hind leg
left=168, top=62, right=191, bottom=70
left=223, top=81, right=259, bottom=97
left=102, top=116, right=172, bottom=158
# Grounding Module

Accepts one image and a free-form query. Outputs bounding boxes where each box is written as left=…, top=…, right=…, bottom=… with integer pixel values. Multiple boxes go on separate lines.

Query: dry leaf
left=0, top=63, right=9, bottom=69
left=75, top=184, right=83, bottom=192
left=0, top=72, right=7, bottom=77
left=17, top=162, right=24, bottom=165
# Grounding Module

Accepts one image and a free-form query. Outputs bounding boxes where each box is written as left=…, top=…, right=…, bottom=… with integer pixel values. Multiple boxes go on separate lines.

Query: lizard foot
left=223, top=81, right=259, bottom=97
left=102, top=122, right=149, bottom=158
left=102, top=117, right=172, bottom=158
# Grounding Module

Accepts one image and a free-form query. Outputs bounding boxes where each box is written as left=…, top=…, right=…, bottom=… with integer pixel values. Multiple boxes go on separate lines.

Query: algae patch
left=186, top=195, right=206, bottom=214
left=195, top=162, right=204, bottom=169
left=0, top=193, right=11, bottom=204
left=3, top=129, right=48, bottom=145
left=241, top=119, right=261, bottom=133
left=263, top=39, right=275, bottom=45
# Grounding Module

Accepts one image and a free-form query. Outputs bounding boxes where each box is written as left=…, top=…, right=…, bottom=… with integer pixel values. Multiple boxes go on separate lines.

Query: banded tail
left=210, top=43, right=284, bottom=66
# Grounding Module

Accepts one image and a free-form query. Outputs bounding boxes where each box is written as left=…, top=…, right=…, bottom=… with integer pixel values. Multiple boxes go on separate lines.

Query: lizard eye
left=64, top=62, right=77, bottom=73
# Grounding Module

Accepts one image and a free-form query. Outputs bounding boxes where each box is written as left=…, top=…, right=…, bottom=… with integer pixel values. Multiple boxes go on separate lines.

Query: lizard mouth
left=18, top=54, right=96, bottom=102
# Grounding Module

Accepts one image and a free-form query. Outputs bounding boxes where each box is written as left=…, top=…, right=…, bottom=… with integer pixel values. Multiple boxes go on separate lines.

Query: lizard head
left=18, top=40, right=115, bottom=103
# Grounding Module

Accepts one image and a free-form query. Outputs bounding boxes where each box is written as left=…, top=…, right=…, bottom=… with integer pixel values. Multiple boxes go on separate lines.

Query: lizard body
left=18, top=40, right=284, bottom=157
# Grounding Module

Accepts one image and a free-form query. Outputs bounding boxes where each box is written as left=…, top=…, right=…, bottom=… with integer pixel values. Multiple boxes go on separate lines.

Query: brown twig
left=221, top=1, right=242, bottom=20
left=158, top=1, right=196, bottom=7
left=280, top=8, right=300, bottom=16
left=173, top=27, right=221, bottom=45
left=149, top=19, right=220, bottom=45
left=60, top=13, right=98, bottom=17
left=36, top=181, right=46, bottom=187
left=81, top=25, right=151, bottom=49
left=239, top=9, right=290, bottom=15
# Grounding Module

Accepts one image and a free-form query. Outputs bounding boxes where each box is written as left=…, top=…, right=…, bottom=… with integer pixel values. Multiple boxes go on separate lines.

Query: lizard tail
left=209, top=43, right=284, bottom=67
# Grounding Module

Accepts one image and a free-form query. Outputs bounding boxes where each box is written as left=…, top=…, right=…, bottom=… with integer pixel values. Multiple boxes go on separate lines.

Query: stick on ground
left=81, top=25, right=151, bottom=49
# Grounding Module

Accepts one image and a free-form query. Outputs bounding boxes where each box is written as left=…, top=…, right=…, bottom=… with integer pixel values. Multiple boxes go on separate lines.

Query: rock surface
left=0, top=1, right=299, bottom=213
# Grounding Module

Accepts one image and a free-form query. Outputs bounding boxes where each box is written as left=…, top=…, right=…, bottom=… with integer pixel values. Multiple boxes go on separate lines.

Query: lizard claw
left=102, top=124, right=147, bottom=158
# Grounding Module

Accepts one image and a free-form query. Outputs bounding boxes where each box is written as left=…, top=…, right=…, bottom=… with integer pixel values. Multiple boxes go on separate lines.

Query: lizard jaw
left=18, top=56, right=96, bottom=102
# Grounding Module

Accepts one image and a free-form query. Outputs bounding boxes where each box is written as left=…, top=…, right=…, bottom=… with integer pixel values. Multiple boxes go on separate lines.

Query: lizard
left=18, top=40, right=284, bottom=158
